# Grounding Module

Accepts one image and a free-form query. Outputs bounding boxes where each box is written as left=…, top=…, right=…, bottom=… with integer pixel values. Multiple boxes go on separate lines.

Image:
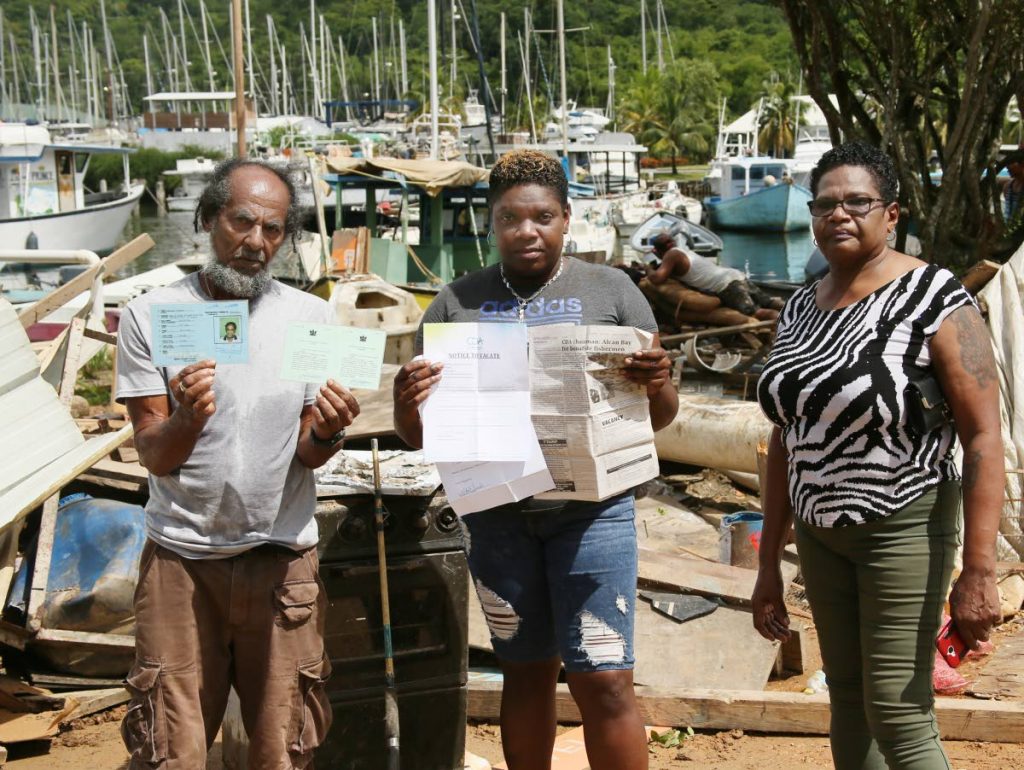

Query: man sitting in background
left=646, top=232, right=783, bottom=320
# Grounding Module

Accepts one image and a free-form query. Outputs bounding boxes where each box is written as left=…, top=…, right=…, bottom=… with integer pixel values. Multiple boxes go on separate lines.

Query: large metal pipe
left=654, top=394, right=773, bottom=474
left=0, top=249, right=103, bottom=322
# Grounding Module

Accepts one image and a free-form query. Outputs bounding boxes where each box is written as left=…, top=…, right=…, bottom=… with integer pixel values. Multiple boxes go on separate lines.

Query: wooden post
left=231, top=0, right=246, bottom=158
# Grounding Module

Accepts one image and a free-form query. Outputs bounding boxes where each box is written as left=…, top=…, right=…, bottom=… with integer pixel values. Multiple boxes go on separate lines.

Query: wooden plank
left=968, top=625, right=1024, bottom=700
left=0, top=620, right=31, bottom=651
left=26, top=497, right=59, bottom=632
left=58, top=318, right=86, bottom=406
left=16, top=234, right=155, bottom=329
left=465, top=682, right=1024, bottom=743
left=29, top=673, right=124, bottom=690
left=76, top=474, right=146, bottom=494
left=87, top=457, right=149, bottom=482
left=778, top=619, right=808, bottom=675
left=60, top=687, right=130, bottom=722
left=0, top=424, right=134, bottom=536
left=638, top=546, right=796, bottom=604
left=32, top=628, right=135, bottom=650
left=0, top=522, right=25, bottom=622
left=633, top=601, right=779, bottom=690
left=82, top=327, right=118, bottom=346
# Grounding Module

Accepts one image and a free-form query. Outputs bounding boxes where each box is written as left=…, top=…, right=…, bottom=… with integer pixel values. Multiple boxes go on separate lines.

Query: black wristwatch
left=311, top=428, right=346, bottom=448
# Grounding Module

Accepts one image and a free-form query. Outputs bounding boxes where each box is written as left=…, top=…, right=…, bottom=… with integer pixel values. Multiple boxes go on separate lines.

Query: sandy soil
left=4, top=706, right=1020, bottom=770
left=465, top=725, right=1024, bottom=770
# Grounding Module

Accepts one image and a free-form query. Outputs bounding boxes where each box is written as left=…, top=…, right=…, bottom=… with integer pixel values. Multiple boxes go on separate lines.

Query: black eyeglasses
left=807, top=196, right=888, bottom=217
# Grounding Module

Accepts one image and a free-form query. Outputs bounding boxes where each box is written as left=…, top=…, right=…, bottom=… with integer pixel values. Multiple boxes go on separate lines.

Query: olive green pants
left=795, top=481, right=960, bottom=770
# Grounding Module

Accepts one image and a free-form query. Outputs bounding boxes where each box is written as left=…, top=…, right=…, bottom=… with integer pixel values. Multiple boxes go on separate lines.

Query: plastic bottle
left=804, top=669, right=828, bottom=694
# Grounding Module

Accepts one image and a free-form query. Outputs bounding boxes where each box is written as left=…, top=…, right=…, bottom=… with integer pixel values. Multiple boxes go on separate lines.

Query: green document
left=280, top=323, right=387, bottom=391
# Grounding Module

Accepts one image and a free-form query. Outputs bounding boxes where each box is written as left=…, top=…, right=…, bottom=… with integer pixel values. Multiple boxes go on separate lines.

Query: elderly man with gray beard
left=115, top=159, right=358, bottom=769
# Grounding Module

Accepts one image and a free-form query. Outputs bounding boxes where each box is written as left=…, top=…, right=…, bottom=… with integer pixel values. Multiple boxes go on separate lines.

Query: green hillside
left=0, top=1, right=798, bottom=160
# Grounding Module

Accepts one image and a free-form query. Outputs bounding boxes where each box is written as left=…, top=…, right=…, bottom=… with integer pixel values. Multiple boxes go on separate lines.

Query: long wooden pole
left=428, top=0, right=439, bottom=159
left=231, top=0, right=246, bottom=157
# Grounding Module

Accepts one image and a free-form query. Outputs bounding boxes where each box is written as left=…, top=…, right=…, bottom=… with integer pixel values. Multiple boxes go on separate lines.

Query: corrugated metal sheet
left=0, top=298, right=83, bottom=496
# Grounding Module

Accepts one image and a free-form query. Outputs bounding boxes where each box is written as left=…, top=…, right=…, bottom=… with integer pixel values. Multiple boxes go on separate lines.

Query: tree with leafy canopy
left=777, top=0, right=1024, bottom=267
left=618, top=60, right=723, bottom=171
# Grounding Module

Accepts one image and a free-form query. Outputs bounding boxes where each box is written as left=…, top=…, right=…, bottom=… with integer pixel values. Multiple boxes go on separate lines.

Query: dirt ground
left=5, top=612, right=1021, bottom=768
left=3, top=697, right=1021, bottom=770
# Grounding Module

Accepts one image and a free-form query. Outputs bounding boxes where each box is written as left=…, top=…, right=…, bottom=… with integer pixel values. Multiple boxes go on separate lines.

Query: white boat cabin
left=711, top=157, right=790, bottom=200
left=0, top=123, right=131, bottom=221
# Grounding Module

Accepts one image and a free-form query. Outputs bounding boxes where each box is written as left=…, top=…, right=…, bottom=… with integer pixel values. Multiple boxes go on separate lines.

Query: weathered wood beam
left=466, top=682, right=1024, bottom=743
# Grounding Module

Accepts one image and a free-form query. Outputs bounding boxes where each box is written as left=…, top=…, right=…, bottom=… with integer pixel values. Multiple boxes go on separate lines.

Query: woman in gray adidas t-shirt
left=393, top=150, right=677, bottom=770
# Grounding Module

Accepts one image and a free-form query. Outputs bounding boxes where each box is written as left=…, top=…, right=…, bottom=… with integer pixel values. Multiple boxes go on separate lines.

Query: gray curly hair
left=193, top=158, right=306, bottom=238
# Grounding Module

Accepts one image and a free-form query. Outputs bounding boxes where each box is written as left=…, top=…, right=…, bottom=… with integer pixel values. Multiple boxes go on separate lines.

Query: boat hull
left=0, top=184, right=146, bottom=254
left=705, top=183, right=812, bottom=232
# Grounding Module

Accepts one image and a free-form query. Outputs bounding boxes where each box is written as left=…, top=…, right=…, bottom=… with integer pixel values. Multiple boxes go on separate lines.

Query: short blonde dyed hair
left=488, top=150, right=569, bottom=207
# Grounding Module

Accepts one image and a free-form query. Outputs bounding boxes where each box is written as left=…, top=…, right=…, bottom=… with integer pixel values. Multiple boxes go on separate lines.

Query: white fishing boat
left=162, top=157, right=218, bottom=212
left=0, top=123, right=145, bottom=254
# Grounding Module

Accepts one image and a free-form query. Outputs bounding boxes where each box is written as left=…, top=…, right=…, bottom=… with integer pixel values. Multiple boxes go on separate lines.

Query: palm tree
left=758, top=76, right=798, bottom=158
left=619, top=61, right=721, bottom=172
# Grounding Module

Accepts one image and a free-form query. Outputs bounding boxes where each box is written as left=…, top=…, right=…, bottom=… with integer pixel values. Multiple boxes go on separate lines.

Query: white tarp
left=978, top=242, right=1024, bottom=559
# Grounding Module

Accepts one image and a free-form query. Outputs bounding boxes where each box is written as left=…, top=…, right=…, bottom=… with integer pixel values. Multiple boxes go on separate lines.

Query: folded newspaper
left=529, top=324, right=660, bottom=501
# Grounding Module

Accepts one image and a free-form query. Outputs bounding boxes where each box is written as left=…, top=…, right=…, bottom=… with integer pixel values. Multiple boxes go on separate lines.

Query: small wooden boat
left=629, top=211, right=724, bottom=256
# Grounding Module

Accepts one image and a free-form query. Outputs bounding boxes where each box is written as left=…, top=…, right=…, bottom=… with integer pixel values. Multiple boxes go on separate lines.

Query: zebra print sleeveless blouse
left=757, top=264, right=974, bottom=527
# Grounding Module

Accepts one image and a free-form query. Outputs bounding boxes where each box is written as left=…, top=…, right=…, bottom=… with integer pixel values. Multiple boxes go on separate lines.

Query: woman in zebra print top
left=752, top=142, right=1003, bottom=770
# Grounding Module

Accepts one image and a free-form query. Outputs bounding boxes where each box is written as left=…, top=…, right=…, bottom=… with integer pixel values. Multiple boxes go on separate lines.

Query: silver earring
left=486, top=230, right=496, bottom=247
left=812, top=238, right=819, bottom=247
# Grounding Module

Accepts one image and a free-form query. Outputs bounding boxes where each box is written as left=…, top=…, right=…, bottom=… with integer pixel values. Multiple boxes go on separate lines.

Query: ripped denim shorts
left=460, top=492, right=636, bottom=672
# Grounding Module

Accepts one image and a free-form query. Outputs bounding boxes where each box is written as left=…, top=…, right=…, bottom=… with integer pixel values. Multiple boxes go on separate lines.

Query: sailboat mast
left=517, top=31, right=536, bottom=142
left=338, top=34, right=352, bottom=122
left=99, top=0, right=115, bottom=121
left=65, top=11, right=78, bottom=118
left=449, top=1, right=456, bottom=100
left=428, top=0, right=439, bottom=159
left=30, top=8, right=43, bottom=114
left=499, top=12, right=506, bottom=131
left=320, top=14, right=328, bottom=109
left=656, top=0, right=663, bottom=71
left=372, top=17, right=381, bottom=106
left=523, top=8, right=531, bottom=100
left=244, top=0, right=254, bottom=112
left=266, top=16, right=277, bottom=115
left=309, top=0, right=317, bottom=110
left=81, top=24, right=91, bottom=122
left=199, top=1, right=213, bottom=91
left=10, top=33, right=22, bottom=112
left=50, top=6, right=63, bottom=123
left=177, top=0, right=192, bottom=94
left=231, top=0, right=246, bottom=157
left=606, top=45, right=615, bottom=127
left=143, top=34, right=154, bottom=114
left=399, top=19, right=408, bottom=98
left=640, top=0, right=647, bottom=75
left=0, top=9, right=5, bottom=110
left=557, top=0, right=568, bottom=154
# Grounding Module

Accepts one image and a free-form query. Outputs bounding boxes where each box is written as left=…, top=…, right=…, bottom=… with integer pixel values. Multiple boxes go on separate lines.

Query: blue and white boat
left=704, top=156, right=812, bottom=232
left=0, top=123, right=144, bottom=253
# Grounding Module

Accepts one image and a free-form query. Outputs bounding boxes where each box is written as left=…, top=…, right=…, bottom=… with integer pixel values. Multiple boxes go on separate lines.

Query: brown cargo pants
left=121, top=540, right=332, bottom=769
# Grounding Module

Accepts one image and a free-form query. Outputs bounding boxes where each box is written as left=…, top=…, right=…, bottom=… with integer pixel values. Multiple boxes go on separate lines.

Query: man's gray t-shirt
left=116, top=273, right=334, bottom=559
left=415, top=258, right=657, bottom=350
